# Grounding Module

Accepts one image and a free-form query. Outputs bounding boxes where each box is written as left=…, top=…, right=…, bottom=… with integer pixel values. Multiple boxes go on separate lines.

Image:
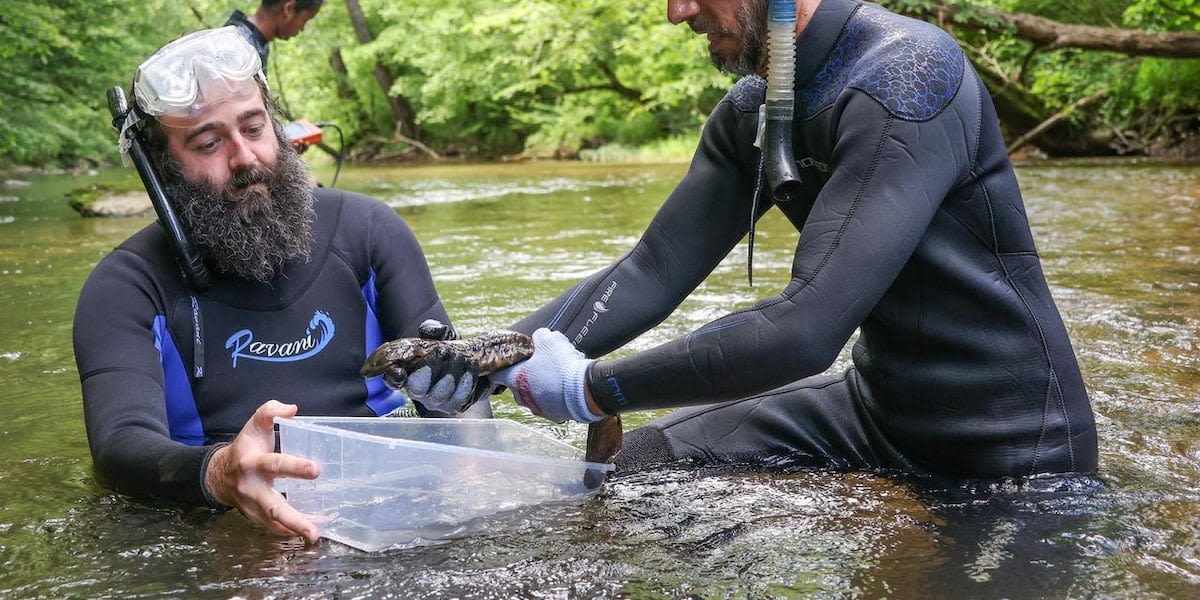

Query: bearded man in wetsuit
left=405, top=0, right=1099, bottom=480
left=73, top=27, right=486, bottom=544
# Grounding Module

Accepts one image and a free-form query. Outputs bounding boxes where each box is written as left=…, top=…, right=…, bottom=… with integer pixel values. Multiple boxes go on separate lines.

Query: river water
left=0, top=159, right=1196, bottom=597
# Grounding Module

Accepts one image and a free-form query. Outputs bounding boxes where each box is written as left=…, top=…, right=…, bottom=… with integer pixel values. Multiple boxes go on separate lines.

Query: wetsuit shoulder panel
left=727, top=75, right=766, bottom=113
left=800, top=3, right=965, bottom=121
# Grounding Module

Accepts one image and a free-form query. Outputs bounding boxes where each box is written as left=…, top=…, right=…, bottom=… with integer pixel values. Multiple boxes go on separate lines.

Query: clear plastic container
left=274, top=417, right=613, bottom=551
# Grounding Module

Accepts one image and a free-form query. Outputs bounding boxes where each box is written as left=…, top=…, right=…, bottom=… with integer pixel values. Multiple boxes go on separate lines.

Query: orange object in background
left=283, top=119, right=323, bottom=146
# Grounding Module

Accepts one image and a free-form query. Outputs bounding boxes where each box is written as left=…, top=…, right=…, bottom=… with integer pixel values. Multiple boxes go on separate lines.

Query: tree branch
left=904, top=3, right=1200, bottom=58
left=393, top=131, right=441, bottom=160
left=1007, top=89, right=1107, bottom=155
left=596, top=62, right=645, bottom=103
left=996, top=10, right=1200, bottom=57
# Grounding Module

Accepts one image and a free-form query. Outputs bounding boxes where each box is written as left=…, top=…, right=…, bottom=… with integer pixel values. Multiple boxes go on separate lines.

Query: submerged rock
left=68, top=184, right=152, bottom=218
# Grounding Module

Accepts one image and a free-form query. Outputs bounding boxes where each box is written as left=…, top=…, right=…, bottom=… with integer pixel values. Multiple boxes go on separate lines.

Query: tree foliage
left=274, top=0, right=732, bottom=158
left=0, top=0, right=196, bottom=167
left=1, top=0, right=1198, bottom=168
left=883, top=0, right=1200, bottom=154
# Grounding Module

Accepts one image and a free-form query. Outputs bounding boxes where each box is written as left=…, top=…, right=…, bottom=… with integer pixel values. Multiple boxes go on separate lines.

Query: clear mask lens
left=133, top=26, right=264, bottom=122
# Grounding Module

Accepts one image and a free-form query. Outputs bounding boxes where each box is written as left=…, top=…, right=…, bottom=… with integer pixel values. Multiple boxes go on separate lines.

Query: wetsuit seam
left=940, top=203, right=997, bottom=251
left=664, top=373, right=849, bottom=427
left=964, top=78, right=1080, bottom=472
left=758, top=115, right=894, bottom=315
left=962, top=71, right=985, bottom=189
left=815, top=115, right=890, bottom=283
left=940, top=80, right=997, bottom=251
left=547, top=284, right=586, bottom=329
left=979, top=182, right=1073, bottom=475
left=962, top=80, right=1073, bottom=474
left=1055, top=369, right=1075, bottom=472
left=79, top=364, right=162, bottom=383
left=1031, top=370, right=1054, bottom=474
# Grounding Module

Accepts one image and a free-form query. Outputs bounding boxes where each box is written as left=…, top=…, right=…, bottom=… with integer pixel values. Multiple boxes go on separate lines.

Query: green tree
left=3, top=0, right=1199, bottom=168
left=268, top=0, right=731, bottom=159
left=0, top=0, right=202, bottom=168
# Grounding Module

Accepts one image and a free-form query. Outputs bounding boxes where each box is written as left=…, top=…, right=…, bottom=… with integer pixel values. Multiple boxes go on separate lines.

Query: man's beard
left=162, top=131, right=315, bottom=283
left=709, top=0, right=769, bottom=77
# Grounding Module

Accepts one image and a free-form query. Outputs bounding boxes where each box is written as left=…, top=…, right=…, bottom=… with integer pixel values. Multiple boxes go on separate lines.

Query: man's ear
left=281, top=0, right=297, bottom=20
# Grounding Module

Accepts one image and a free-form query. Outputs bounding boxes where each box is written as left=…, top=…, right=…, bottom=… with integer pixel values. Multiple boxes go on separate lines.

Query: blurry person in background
left=224, top=0, right=324, bottom=78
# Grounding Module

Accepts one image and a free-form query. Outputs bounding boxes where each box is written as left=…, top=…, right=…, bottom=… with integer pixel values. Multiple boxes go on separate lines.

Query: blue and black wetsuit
left=513, top=0, right=1097, bottom=478
left=74, top=189, right=474, bottom=506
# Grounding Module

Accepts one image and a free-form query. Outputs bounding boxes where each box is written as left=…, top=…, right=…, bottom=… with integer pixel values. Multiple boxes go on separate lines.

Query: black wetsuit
left=514, top=0, right=1097, bottom=478
left=225, top=10, right=271, bottom=76
left=74, top=189, right=463, bottom=506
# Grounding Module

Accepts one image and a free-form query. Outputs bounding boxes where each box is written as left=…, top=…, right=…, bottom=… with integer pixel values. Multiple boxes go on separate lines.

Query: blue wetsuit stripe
left=361, top=271, right=403, bottom=415
left=153, top=315, right=205, bottom=445
left=546, top=282, right=587, bottom=330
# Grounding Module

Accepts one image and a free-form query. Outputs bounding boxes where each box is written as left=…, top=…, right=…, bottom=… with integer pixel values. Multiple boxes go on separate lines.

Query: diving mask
left=132, top=26, right=265, bottom=127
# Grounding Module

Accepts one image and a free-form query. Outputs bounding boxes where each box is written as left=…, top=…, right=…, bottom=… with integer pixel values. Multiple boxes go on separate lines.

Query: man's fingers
left=265, top=498, right=320, bottom=544
left=450, top=372, right=476, bottom=406
left=235, top=461, right=321, bottom=543
left=241, top=489, right=319, bottom=544
left=406, top=365, right=433, bottom=397
left=257, top=452, right=319, bottom=480
left=252, top=400, right=298, bottom=431
left=429, top=373, right=456, bottom=404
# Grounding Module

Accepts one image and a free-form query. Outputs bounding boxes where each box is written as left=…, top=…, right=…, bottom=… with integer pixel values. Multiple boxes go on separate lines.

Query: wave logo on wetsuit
left=224, top=310, right=336, bottom=368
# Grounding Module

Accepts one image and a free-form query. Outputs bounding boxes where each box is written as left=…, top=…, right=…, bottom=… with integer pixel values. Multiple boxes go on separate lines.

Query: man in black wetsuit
left=73, top=27, right=481, bottom=544
left=225, top=0, right=324, bottom=78
left=412, top=0, right=1098, bottom=480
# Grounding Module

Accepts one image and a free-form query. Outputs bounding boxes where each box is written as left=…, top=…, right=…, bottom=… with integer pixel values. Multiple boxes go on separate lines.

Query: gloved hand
left=405, top=319, right=489, bottom=415
left=491, top=328, right=605, bottom=424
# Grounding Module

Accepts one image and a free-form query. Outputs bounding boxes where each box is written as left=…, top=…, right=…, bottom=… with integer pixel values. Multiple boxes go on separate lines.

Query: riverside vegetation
left=2, top=0, right=1198, bottom=173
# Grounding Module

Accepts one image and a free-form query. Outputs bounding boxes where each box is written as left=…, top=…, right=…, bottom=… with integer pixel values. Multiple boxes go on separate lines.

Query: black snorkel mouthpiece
left=764, top=116, right=801, bottom=203
left=107, top=86, right=211, bottom=293
left=748, top=1, right=803, bottom=285
left=764, top=0, right=801, bottom=203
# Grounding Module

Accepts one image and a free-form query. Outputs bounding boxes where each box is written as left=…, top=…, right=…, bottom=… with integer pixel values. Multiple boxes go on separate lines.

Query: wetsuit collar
left=794, top=0, right=860, bottom=87
left=227, top=10, right=269, bottom=47
left=203, top=188, right=338, bottom=308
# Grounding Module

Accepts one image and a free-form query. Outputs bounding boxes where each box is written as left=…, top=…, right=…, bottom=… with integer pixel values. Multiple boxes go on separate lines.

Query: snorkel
left=763, top=0, right=802, bottom=204
left=749, top=0, right=802, bottom=284
left=108, top=86, right=211, bottom=293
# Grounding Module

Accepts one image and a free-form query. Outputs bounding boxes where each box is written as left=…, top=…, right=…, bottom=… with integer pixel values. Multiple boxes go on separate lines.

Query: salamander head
left=360, top=338, right=436, bottom=377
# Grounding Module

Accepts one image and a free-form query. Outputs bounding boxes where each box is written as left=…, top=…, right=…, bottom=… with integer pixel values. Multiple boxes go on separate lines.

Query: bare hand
left=203, top=400, right=321, bottom=544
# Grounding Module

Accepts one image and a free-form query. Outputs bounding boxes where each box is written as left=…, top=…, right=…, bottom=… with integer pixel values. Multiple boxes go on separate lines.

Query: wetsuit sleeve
left=513, top=97, right=762, bottom=358
left=589, top=88, right=971, bottom=413
left=74, top=249, right=218, bottom=507
left=363, top=197, right=451, bottom=338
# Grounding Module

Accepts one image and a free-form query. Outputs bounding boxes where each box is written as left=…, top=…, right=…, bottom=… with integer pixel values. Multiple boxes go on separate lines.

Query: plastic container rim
left=275, top=416, right=615, bottom=472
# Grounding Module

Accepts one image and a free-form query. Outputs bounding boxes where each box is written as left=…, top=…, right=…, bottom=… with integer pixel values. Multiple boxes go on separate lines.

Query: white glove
left=490, top=328, right=604, bottom=424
